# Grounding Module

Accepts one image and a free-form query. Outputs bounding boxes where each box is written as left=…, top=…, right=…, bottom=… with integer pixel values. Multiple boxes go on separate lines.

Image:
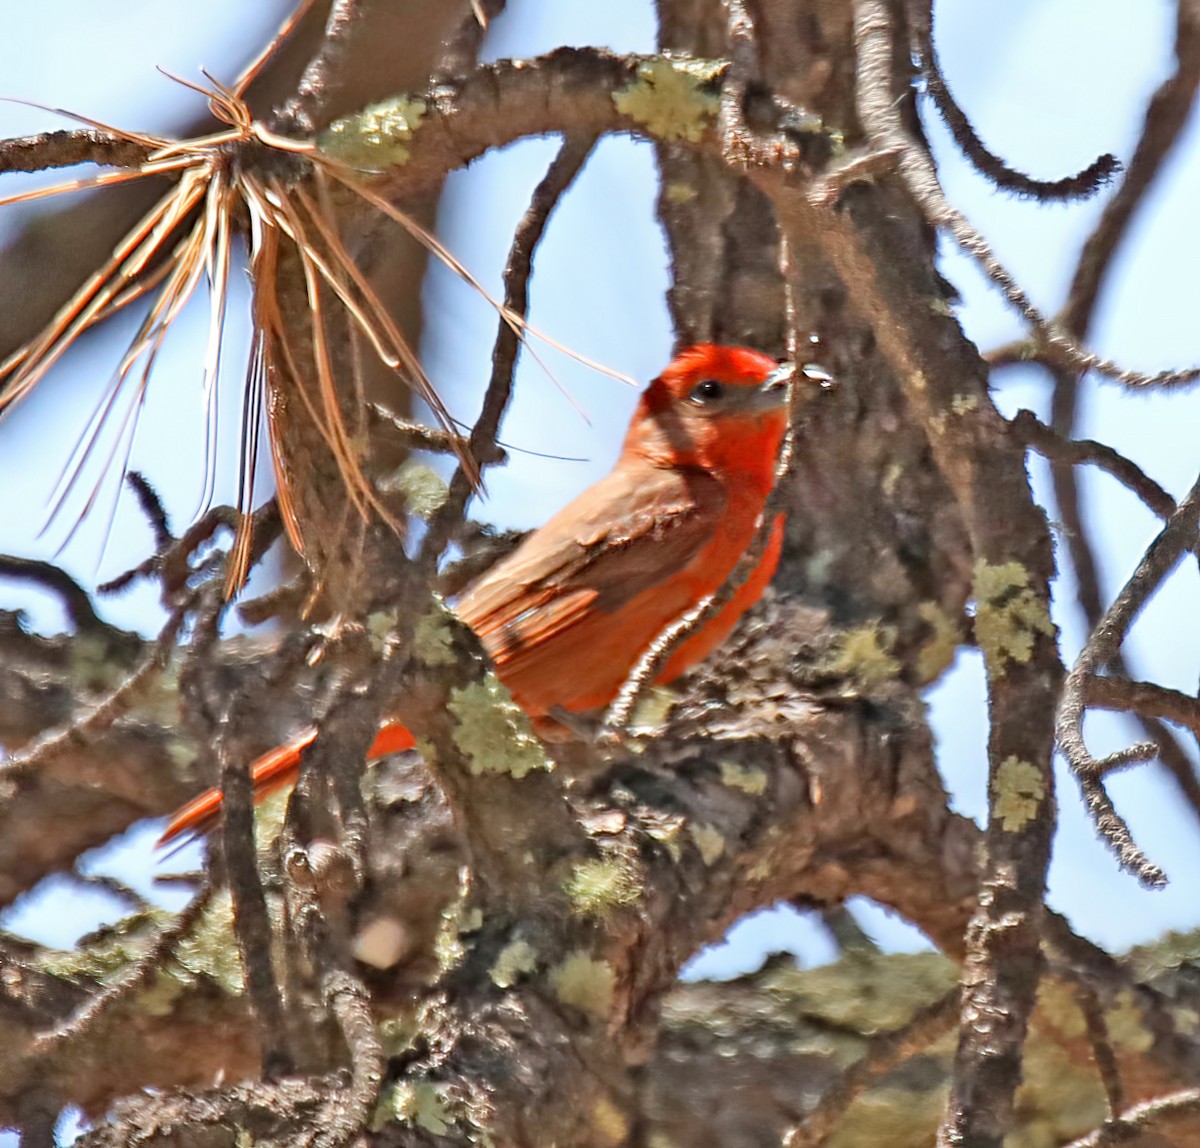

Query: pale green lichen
left=972, top=559, right=1056, bottom=678
left=719, top=760, right=767, bottom=795
left=1008, top=1038, right=1106, bottom=1147
left=367, top=607, right=401, bottom=654
left=992, top=756, right=1045, bottom=832
left=434, top=871, right=480, bottom=973
left=378, top=1015, right=420, bottom=1058
left=663, top=180, right=698, bottom=203
left=643, top=811, right=685, bottom=861
left=629, top=685, right=677, bottom=734
left=1129, top=927, right=1200, bottom=979
left=137, top=968, right=188, bottom=1016
left=929, top=296, right=957, bottom=318
left=612, top=57, right=724, bottom=142
left=321, top=96, right=427, bottom=169
left=756, top=949, right=959, bottom=1034
left=881, top=462, right=903, bottom=498
left=374, top=1081, right=453, bottom=1135
left=565, top=855, right=641, bottom=919
left=173, top=889, right=246, bottom=995
left=393, top=459, right=448, bottom=520
left=950, top=392, right=980, bottom=416
left=551, top=951, right=616, bottom=1018
left=490, top=939, right=538, bottom=988
left=689, top=822, right=726, bottom=866
left=825, top=1085, right=948, bottom=1148
left=1106, top=990, right=1154, bottom=1052
left=40, top=910, right=168, bottom=984
left=449, top=673, right=550, bottom=778
left=1034, top=979, right=1086, bottom=1039
left=915, top=602, right=962, bottom=683
left=827, top=623, right=900, bottom=689
left=166, top=737, right=196, bottom=769
left=136, top=661, right=183, bottom=727
left=70, top=633, right=126, bottom=691
left=592, top=1096, right=629, bottom=1146
left=414, top=599, right=456, bottom=667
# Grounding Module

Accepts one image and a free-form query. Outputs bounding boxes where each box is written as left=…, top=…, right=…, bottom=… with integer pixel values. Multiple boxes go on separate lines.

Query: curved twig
left=908, top=0, right=1119, bottom=202
left=1063, top=1087, right=1200, bottom=1148
left=419, top=133, right=599, bottom=568
left=1056, top=474, right=1200, bottom=887
left=783, top=985, right=961, bottom=1147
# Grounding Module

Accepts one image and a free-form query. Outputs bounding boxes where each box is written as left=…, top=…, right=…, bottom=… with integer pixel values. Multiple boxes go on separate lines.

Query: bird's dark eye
left=689, top=379, right=724, bottom=405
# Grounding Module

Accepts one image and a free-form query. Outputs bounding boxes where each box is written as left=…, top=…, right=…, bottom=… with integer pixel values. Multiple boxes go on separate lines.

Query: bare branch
left=419, top=133, right=598, bottom=567
left=1063, top=1087, right=1200, bottom=1148
left=783, top=986, right=961, bottom=1148
left=1011, top=410, right=1176, bottom=521
left=1056, top=474, right=1200, bottom=886
left=908, top=0, right=1119, bottom=202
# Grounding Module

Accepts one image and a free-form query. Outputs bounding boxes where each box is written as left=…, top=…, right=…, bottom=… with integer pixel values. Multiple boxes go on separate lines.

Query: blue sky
left=0, top=6, right=1198, bottom=1124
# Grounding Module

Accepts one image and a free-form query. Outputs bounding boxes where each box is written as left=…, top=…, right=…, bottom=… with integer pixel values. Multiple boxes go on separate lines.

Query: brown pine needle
left=246, top=209, right=305, bottom=561
left=197, top=169, right=235, bottom=519
left=0, top=171, right=206, bottom=399
left=1, top=36, right=627, bottom=584
left=0, top=156, right=193, bottom=212
left=0, top=96, right=172, bottom=150
left=291, top=223, right=395, bottom=531
left=293, top=176, right=477, bottom=480
left=233, top=0, right=320, bottom=100
left=44, top=211, right=211, bottom=535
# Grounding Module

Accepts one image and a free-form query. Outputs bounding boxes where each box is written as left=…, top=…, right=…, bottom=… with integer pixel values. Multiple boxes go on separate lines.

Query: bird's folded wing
left=457, top=464, right=726, bottom=665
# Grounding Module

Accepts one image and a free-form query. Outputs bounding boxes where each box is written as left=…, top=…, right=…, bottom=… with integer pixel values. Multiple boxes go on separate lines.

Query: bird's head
left=625, top=344, right=792, bottom=487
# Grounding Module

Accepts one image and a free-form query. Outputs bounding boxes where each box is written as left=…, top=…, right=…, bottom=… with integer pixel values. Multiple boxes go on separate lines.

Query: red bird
left=161, top=344, right=791, bottom=843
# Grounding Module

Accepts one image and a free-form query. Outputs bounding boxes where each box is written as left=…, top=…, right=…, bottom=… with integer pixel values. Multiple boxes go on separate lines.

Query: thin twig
left=782, top=986, right=961, bottom=1147
left=125, top=470, right=172, bottom=550
left=0, top=555, right=109, bottom=635
left=1056, top=473, right=1200, bottom=887
left=853, top=1, right=1200, bottom=392
left=284, top=840, right=384, bottom=1148
left=0, top=129, right=152, bottom=176
left=1063, top=1087, right=1200, bottom=1148
left=1084, top=675, right=1200, bottom=745
left=419, top=133, right=597, bottom=568
left=1071, top=977, right=1125, bottom=1120
left=438, top=0, right=508, bottom=78
left=1011, top=410, right=1175, bottom=521
left=28, top=881, right=215, bottom=1059
left=368, top=401, right=487, bottom=458
left=1061, top=2, right=1200, bottom=335
left=71, top=870, right=152, bottom=914
left=3, top=603, right=187, bottom=778
left=908, top=0, right=1118, bottom=201
left=217, top=702, right=295, bottom=1078
left=273, top=0, right=366, bottom=136
left=1043, top=3, right=1200, bottom=843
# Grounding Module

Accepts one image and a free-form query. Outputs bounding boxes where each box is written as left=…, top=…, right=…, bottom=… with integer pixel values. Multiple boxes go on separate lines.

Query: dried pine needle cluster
left=0, top=1, right=499, bottom=595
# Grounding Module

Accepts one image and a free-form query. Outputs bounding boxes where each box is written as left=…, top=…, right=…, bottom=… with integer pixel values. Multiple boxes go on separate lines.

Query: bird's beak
left=753, top=363, right=795, bottom=410
left=758, top=361, right=836, bottom=409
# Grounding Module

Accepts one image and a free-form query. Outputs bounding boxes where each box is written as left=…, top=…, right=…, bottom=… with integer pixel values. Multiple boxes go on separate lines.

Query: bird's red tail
left=157, top=721, right=417, bottom=847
